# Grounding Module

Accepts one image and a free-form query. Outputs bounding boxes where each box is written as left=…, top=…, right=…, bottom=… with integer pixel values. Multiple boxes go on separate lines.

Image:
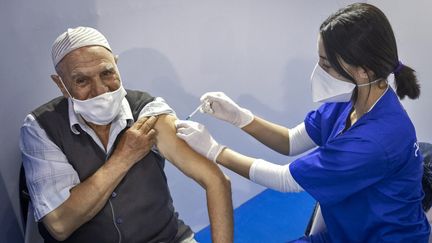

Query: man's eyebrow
left=103, top=67, right=116, bottom=72
left=70, top=72, right=86, bottom=80
left=103, top=64, right=115, bottom=71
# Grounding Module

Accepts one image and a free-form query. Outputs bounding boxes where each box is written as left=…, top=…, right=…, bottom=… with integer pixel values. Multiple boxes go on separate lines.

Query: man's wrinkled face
left=56, top=46, right=121, bottom=100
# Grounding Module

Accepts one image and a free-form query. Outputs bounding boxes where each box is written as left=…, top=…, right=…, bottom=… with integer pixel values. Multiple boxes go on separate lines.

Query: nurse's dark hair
left=319, top=3, right=420, bottom=100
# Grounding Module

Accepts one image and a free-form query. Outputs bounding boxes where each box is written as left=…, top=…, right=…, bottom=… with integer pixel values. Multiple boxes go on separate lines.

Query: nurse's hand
left=200, top=92, right=254, bottom=128
left=175, top=120, right=225, bottom=162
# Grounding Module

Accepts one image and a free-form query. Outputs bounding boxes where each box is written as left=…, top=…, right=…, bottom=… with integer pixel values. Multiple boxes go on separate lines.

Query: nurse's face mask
left=59, top=77, right=127, bottom=125
left=310, top=63, right=356, bottom=103
left=310, top=63, right=380, bottom=103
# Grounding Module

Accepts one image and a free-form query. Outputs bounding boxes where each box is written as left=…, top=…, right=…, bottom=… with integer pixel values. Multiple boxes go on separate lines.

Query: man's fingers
left=144, top=116, right=158, bottom=132
left=137, top=116, right=158, bottom=133
left=133, top=116, right=149, bottom=129
left=146, top=128, right=157, bottom=138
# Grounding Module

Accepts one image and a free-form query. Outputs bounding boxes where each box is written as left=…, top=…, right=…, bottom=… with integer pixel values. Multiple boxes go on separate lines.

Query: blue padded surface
left=195, top=189, right=315, bottom=243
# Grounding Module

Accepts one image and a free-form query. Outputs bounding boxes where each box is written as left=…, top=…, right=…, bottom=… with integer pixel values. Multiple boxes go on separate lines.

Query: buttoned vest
left=32, top=90, right=191, bottom=243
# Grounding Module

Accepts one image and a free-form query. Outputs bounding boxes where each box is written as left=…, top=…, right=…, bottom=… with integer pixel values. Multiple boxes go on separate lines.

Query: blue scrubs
left=290, top=88, right=430, bottom=242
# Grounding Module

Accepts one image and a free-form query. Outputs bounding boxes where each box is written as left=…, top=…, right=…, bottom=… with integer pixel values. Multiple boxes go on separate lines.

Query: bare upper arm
left=153, top=114, right=225, bottom=187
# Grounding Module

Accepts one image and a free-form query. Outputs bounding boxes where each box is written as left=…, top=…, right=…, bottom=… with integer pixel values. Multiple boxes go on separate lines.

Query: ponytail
left=393, top=62, right=420, bottom=100
left=318, top=3, right=421, bottom=100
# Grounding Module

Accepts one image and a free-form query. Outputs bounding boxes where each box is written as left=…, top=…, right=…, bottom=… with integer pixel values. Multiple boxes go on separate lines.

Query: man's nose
left=91, top=78, right=109, bottom=97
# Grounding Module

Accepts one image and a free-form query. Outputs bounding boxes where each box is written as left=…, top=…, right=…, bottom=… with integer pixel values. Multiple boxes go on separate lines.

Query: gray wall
left=1, top=0, right=431, bottom=242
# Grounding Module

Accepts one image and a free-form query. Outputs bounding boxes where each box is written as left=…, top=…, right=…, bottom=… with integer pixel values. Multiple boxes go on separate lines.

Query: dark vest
left=32, top=89, right=192, bottom=243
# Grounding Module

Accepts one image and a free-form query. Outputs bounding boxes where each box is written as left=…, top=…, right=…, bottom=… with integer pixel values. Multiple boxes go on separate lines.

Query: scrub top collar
left=334, top=86, right=391, bottom=138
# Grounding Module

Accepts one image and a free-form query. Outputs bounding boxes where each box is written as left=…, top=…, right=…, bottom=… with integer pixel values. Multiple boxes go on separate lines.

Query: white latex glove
left=200, top=92, right=254, bottom=128
left=175, top=120, right=226, bottom=162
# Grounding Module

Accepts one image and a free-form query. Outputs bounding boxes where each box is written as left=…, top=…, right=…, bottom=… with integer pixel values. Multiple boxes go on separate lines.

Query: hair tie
left=393, top=60, right=403, bottom=75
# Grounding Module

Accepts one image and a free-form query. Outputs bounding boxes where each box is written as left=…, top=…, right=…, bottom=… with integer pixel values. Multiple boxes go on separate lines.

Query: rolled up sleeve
left=138, top=97, right=176, bottom=118
left=19, top=114, right=80, bottom=221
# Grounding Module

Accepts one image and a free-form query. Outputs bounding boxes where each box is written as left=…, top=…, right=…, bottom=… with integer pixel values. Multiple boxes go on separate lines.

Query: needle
left=185, top=104, right=202, bottom=120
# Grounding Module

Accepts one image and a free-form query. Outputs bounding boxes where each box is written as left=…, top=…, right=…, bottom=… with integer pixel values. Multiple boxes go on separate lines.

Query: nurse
left=175, top=2, right=430, bottom=242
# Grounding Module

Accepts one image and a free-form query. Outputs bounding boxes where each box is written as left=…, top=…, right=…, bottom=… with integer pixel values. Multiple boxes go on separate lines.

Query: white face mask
left=310, top=63, right=381, bottom=103
left=59, top=78, right=127, bottom=125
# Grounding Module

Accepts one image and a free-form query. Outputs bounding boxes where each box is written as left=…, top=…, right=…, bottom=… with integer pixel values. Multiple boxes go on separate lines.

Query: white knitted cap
left=51, top=26, right=112, bottom=67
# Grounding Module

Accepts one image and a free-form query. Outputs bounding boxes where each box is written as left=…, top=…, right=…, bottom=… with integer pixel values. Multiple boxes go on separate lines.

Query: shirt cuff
left=31, top=175, right=79, bottom=221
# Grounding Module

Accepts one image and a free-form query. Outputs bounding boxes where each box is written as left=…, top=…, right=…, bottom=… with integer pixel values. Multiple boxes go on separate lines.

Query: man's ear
left=50, top=75, right=70, bottom=98
left=114, top=54, right=119, bottom=64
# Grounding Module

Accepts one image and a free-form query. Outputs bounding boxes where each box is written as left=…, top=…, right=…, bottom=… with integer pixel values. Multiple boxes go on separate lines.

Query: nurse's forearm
left=216, top=149, right=303, bottom=192
left=249, top=159, right=303, bottom=192
left=242, top=116, right=290, bottom=155
left=216, top=148, right=255, bottom=179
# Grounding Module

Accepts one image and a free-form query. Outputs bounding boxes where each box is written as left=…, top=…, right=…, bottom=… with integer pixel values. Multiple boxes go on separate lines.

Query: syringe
left=185, top=104, right=202, bottom=120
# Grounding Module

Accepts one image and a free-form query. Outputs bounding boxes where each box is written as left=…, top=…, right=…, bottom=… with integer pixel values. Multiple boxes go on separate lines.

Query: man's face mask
left=59, top=77, right=127, bottom=125
left=310, top=63, right=380, bottom=103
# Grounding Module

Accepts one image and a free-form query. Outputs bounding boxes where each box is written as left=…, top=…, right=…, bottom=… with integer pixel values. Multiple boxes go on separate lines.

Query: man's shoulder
left=32, top=96, right=68, bottom=118
left=125, top=89, right=154, bottom=101
left=125, top=89, right=158, bottom=119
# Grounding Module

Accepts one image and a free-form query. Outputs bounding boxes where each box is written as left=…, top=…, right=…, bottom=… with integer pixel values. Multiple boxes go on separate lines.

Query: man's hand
left=42, top=116, right=159, bottom=241
left=112, top=116, right=158, bottom=166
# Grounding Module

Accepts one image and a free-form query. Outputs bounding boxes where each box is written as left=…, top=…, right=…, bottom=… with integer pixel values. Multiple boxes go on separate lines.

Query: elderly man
left=19, top=26, right=233, bottom=243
